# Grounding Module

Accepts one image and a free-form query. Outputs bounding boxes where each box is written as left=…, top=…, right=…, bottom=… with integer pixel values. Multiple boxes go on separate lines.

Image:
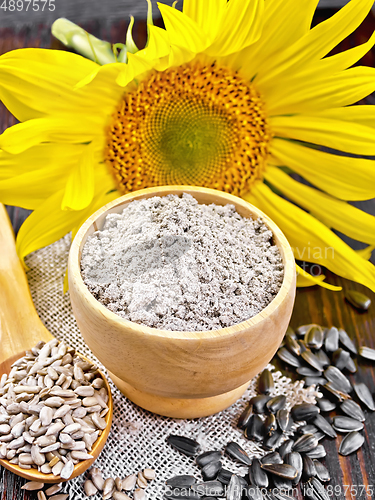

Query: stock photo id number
left=0, top=0, right=55, bottom=11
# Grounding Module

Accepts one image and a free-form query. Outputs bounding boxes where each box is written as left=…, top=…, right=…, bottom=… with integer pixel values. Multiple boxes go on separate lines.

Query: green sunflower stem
left=51, top=18, right=117, bottom=65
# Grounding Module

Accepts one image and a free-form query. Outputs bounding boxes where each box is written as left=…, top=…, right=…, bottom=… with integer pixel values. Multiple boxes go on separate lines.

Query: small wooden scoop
left=0, top=204, right=112, bottom=483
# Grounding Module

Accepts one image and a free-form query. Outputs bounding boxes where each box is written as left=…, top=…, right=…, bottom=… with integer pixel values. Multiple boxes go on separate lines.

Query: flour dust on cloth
left=21, top=235, right=317, bottom=498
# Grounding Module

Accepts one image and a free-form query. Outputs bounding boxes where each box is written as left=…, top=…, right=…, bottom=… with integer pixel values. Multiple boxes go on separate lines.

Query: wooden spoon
left=0, top=204, right=112, bottom=483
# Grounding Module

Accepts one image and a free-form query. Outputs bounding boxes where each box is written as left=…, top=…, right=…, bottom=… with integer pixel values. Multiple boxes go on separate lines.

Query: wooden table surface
left=1, top=8, right=375, bottom=500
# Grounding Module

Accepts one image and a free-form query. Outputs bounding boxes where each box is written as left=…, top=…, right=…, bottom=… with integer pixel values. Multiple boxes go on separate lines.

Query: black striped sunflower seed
left=304, top=326, right=324, bottom=350
left=291, top=403, right=320, bottom=422
left=278, top=439, right=294, bottom=460
left=332, top=348, right=350, bottom=371
left=298, top=424, right=319, bottom=435
left=297, top=367, right=322, bottom=377
left=224, top=442, right=252, bottom=466
left=298, top=339, right=308, bottom=353
left=196, top=450, right=222, bottom=467
left=312, top=414, right=337, bottom=438
left=332, top=416, right=364, bottom=433
left=313, top=460, right=330, bottom=483
left=264, top=413, right=277, bottom=436
left=166, top=475, right=197, bottom=488
left=263, top=430, right=284, bottom=451
left=216, top=468, right=233, bottom=485
left=167, top=435, right=200, bottom=456
left=249, top=458, right=269, bottom=488
left=284, top=452, right=303, bottom=486
left=323, top=366, right=352, bottom=394
left=260, top=463, right=298, bottom=480
left=226, top=474, right=242, bottom=500
left=322, top=382, right=351, bottom=402
left=276, top=409, right=290, bottom=432
left=305, top=445, right=327, bottom=459
left=202, top=461, right=222, bottom=481
left=340, top=400, right=365, bottom=422
left=317, top=398, right=336, bottom=413
left=261, top=452, right=283, bottom=465
left=310, top=477, right=330, bottom=500
left=237, top=403, right=253, bottom=429
left=315, top=349, right=330, bottom=369
left=292, top=434, right=319, bottom=453
left=271, top=476, right=293, bottom=492
left=244, top=415, right=264, bottom=442
left=296, top=324, right=316, bottom=337
left=258, top=369, right=274, bottom=395
left=301, top=350, right=324, bottom=372
left=353, top=382, right=375, bottom=411
left=339, top=431, right=365, bottom=456
left=277, top=348, right=301, bottom=368
left=285, top=335, right=301, bottom=357
left=345, top=290, right=371, bottom=311
left=304, top=377, right=327, bottom=387
left=191, top=481, right=224, bottom=497
left=324, top=326, right=339, bottom=353
left=338, top=329, right=358, bottom=355
left=359, top=346, right=375, bottom=361
left=266, top=395, right=286, bottom=414
left=346, top=356, right=357, bottom=374
left=250, top=395, right=272, bottom=414
left=302, top=455, right=317, bottom=482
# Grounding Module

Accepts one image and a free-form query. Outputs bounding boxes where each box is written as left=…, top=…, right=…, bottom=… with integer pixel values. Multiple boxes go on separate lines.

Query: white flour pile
left=80, top=194, right=284, bottom=331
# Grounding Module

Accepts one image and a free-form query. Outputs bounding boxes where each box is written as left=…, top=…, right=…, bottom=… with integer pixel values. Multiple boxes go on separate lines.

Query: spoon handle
left=0, top=204, right=53, bottom=366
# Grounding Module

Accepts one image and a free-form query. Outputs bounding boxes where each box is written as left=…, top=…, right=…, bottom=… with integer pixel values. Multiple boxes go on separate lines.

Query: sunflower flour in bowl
left=80, top=194, right=284, bottom=331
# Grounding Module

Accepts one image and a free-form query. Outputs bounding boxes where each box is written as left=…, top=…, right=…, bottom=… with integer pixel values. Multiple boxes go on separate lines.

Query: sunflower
left=1, top=0, right=375, bottom=291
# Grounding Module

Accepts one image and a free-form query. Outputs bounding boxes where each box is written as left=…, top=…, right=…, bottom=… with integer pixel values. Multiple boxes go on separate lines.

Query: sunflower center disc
left=105, top=62, right=271, bottom=196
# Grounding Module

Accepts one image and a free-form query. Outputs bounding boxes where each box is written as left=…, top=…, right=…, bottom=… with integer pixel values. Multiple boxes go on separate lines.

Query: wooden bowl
left=68, top=186, right=296, bottom=419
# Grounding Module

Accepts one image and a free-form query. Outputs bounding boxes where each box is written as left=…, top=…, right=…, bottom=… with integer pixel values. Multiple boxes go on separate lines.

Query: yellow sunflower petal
left=265, top=66, right=375, bottom=114
left=0, top=118, right=102, bottom=154
left=229, top=0, right=319, bottom=78
left=206, top=0, right=264, bottom=57
left=157, top=3, right=209, bottom=53
left=0, top=143, right=83, bottom=181
left=265, top=166, right=375, bottom=245
left=255, top=0, right=374, bottom=86
left=296, top=264, right=342, bottom=291
left=271, top=114, right=375, bottom=156
left=183, top=0, right=226, bottom=40
left=61, top=143, right=96, bottom=211
left=356, top=246, right=375, bottom=260
left=244, top=182, right=375, bottom=292
left=312, top=105, right=375, bottom=129
left=0, top=49, right=119, bottom=121
left=138, top=24, right=171, bottom=62
left=270, top=139, right=375, bottom=201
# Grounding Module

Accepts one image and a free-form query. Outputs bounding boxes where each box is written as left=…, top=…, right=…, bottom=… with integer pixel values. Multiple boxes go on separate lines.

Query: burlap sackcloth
left=24, top=234, right=318, bottom=498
